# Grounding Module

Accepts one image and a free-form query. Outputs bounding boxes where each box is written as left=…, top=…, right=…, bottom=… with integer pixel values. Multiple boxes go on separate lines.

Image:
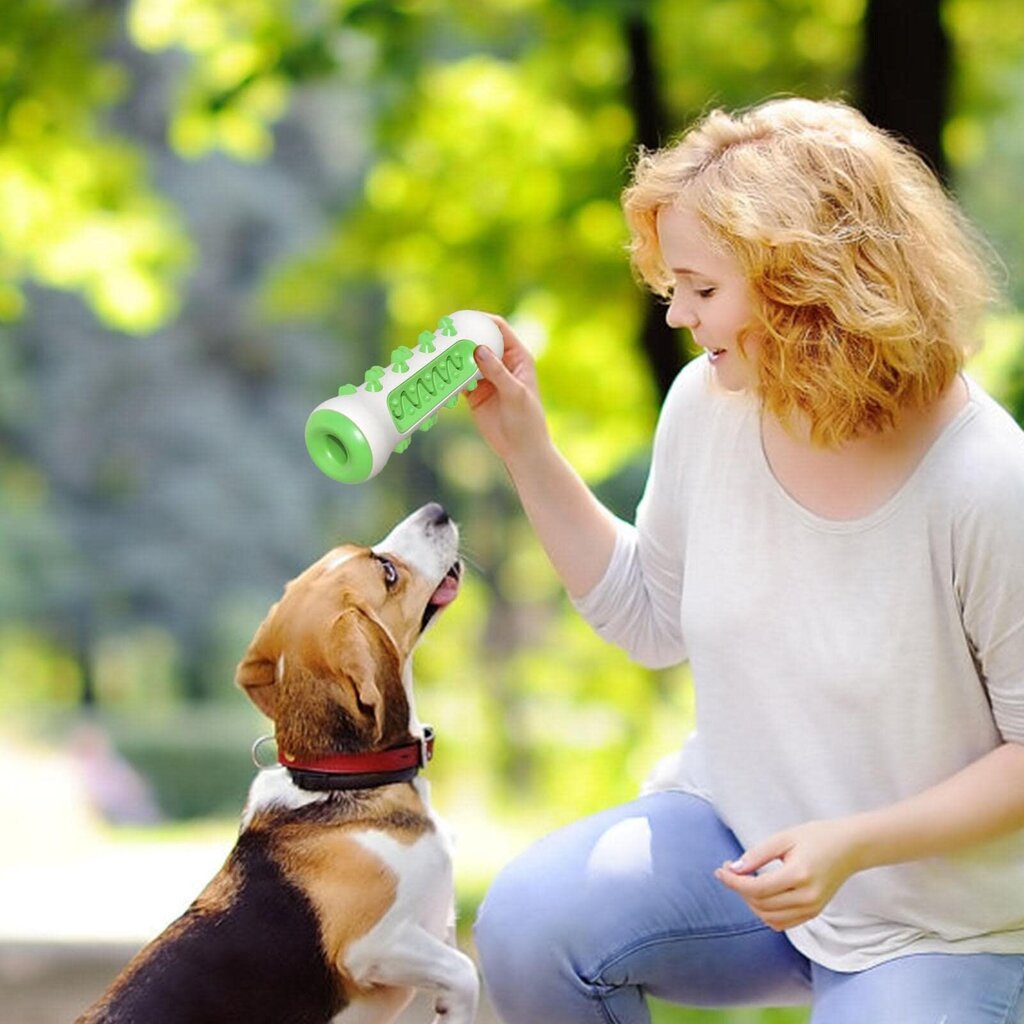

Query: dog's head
left=235, top=503, right=461, bottom=758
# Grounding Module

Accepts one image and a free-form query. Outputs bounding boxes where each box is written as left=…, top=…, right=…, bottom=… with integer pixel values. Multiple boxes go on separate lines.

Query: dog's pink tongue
left=430, top=574, right=460, bottom=607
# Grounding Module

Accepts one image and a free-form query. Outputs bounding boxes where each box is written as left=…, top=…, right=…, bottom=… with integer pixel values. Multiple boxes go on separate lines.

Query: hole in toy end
left=324, top=434, right=349, bottom=467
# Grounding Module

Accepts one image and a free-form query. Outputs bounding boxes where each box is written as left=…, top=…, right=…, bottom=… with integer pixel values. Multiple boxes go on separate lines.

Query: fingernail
left=475, top=346, right=493, bottom=362
left=729, top=858, right=745, bottom=871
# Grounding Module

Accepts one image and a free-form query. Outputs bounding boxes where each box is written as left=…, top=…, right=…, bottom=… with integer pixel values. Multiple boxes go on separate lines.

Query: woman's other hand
left=714, top=818, right=865, bottom=931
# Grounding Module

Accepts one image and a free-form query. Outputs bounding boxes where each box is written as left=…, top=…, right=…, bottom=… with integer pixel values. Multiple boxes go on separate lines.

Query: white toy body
left=305, top=310, right=504, bottom=483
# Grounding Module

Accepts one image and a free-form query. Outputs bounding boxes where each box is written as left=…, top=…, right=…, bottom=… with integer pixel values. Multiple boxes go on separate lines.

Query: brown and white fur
left=77, top=503, right=478, bottom=1024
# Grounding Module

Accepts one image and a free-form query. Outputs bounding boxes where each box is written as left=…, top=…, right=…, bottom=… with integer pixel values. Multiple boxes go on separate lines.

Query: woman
left=467, top=98, right=1024, bottom=1023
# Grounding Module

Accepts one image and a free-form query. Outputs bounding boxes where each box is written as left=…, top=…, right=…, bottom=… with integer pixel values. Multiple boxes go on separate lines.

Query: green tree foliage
left=129, top=0, right=334, bottom=160
left=0, top=0, right=190, bottom=332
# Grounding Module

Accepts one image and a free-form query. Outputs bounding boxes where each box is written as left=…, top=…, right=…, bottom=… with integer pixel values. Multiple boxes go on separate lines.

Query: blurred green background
left=1, top=1, right=1023, bottom=1021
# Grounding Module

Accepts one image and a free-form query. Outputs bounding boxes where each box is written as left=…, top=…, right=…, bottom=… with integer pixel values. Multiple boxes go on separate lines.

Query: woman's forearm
left=718, top=741, right=1024, bottom=931
left=851, top=741, right=1024, bottom=872
left=504, top=437, right=619, bottom=600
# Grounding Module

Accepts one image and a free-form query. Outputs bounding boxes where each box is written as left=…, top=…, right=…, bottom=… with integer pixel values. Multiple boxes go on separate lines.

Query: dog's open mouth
left=421, top=561, right=462, bottom=630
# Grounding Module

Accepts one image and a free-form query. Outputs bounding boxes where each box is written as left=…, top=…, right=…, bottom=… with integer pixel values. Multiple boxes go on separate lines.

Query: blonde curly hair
left=622, top=97, right=999, bottom=445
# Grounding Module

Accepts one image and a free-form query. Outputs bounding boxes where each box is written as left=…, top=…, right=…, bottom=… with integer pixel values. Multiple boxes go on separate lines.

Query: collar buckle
left=418, top=725, right=435, bottom=769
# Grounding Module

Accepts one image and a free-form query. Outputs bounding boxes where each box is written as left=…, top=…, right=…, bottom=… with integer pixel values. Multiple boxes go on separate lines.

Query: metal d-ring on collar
left=251, top=734, right=278, bottom=769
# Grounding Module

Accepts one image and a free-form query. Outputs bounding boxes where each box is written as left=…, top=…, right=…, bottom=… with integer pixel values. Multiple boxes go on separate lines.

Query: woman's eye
left=696, top=287, right=716, bottom=299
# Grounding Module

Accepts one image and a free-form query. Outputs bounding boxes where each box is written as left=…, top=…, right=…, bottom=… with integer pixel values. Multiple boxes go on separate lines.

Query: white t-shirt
left=574, top=356, right=1024, bottom=972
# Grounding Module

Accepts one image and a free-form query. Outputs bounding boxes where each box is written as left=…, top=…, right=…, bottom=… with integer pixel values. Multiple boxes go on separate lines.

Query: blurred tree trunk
left=623, top=10, right=688, bottom=403
left=858, top=0, right=950, bottom=180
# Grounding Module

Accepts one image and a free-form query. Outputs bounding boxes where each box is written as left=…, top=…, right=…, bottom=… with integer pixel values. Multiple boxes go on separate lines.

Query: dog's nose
left=425, top=502, right=450, bottom=526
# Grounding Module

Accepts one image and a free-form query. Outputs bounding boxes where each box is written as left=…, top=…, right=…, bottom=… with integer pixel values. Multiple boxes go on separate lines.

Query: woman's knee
left=475, top=792, right=742, bottom=971
left=472, top=803, right=659, bottom=1019
left=474, top=851, right=581, bottom=1021
left=474, top=796, right=705, bottom=1002
left=474, top=850, right=556, bottom=975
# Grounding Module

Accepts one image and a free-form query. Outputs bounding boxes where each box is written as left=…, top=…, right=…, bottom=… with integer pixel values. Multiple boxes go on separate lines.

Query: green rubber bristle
left=391, top=346, right=414, bottom=372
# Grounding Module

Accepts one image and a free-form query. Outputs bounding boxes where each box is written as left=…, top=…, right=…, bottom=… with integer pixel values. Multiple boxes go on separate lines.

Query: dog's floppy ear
left=235, top=609, right=280, bottom=719
left=330, top=608, right=402, bottom=744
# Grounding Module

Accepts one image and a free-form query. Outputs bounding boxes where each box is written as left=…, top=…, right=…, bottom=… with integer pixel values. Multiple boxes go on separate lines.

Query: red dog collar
left=250, top=727, right=435, bottom=792
left=278, top=727, right=434, bottom=775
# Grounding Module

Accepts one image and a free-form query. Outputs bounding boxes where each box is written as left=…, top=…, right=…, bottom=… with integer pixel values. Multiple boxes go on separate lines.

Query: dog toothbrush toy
left=305, top=309, right=504, bottom=483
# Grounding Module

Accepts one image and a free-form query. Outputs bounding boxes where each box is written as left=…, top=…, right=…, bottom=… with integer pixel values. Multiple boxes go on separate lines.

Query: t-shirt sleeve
left=956, top=415, right=1024, bottom=745
left=571, top=362, right=702, bottom=669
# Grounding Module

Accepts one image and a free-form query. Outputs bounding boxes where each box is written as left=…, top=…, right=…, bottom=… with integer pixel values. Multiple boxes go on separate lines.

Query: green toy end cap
left=305, top=407, right=375, bottom=483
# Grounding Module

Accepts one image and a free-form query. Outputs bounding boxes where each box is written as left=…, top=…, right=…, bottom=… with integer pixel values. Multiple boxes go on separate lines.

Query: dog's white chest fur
left=349, top=824, right=455, bottom=958
left=340, top=815, right=477, bottom=1024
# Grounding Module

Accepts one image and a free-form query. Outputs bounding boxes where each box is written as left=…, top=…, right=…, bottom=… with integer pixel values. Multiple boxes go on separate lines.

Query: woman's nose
left=666, top=294, right=699, bottom=330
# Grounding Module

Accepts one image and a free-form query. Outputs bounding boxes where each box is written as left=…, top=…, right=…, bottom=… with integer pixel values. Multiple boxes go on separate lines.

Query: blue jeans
left=474, top=792, right=1024, bottom=1024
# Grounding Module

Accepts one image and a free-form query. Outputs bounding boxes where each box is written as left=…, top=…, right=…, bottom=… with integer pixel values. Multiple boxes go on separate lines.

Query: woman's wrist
left=841, top=812, right=881, bottom=874
left=502, top=429, right=560, bottom=486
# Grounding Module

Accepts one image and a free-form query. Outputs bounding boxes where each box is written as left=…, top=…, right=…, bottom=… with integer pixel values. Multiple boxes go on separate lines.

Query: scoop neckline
left=753, top=376, right=980, bottom=534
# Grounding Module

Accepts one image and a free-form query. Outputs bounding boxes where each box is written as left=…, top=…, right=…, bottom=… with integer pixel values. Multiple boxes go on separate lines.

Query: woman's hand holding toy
left=465, top=316, right=551, bottom=469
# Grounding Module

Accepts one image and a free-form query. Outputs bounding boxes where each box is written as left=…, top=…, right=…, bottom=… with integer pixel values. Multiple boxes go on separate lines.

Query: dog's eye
left=375, top=556, right=399, bottom=589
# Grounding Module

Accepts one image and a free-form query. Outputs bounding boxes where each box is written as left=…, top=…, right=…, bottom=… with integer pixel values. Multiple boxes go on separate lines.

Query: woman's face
left=657, top=205, right=760, bottom=392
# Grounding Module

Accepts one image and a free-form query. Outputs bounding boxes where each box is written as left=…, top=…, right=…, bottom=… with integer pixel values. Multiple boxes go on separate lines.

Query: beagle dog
left=77, top=503, right=478, bottom=1024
